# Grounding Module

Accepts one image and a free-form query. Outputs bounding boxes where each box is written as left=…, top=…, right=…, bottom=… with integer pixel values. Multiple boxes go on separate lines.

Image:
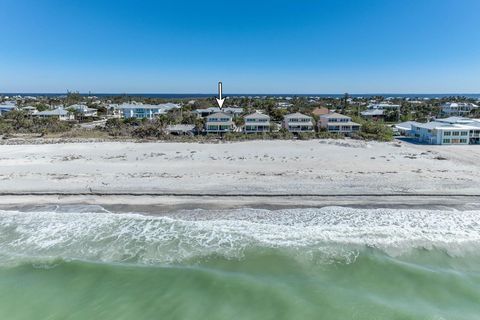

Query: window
left=443, top=139, right=450, bottom=144
left=444, top=132, right=451, bottom=136
left=461, top=131, right=468, bottom=136
left=460, top=139, right=468, bottom=143
left=452, top=131, right=460, bottom=136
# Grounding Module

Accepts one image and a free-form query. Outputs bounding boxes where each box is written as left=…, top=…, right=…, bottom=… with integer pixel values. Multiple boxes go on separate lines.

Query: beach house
left=114, top=102, right=180, bottom=119
left=367, top=102, right=401, bottom=110
left=394, top=121, right=417, bottom=136
left=282, top=113, right=315, bottom=132
left=360, top=109, right=385, bottom=121
left=441, top=102, right=478, bottom=116
left=243, top=112, right=271, bottom=133
left=194, top=107, right=243, bottom=118
left=205, top=112, right=234, bottom=133
left=33, top=107, right=74, bottom=121
left=0, top=102, right=17, bottom=116
left=21, top=106, right=38, bottom=115
left=69, top=104, right=98, bottom=117
left=319, top=113, right=361, bottom=134
left=410, top=117, right=480, bottom=145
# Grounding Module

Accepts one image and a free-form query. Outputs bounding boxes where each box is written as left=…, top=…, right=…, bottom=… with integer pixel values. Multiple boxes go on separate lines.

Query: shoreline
left=1, top=195, right=479, bottom=213
left=2, top=140, right=480, bottom=206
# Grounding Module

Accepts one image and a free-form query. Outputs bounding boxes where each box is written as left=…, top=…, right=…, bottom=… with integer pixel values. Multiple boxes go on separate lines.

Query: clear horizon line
left=2, top=92, right=480, bottom=96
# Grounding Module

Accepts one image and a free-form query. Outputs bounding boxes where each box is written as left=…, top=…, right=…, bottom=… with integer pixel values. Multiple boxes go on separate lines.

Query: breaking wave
left=1, top=206, right=480, bottom=266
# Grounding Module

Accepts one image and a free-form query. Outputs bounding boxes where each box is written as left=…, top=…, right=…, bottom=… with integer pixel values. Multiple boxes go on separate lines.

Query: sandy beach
left=1, top=139, right=479, bottom=194
left=0, top=139, right=479, bottom=210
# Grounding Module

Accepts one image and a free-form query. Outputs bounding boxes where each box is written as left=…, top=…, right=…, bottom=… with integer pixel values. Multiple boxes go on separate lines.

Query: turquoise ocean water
left=0, top=206, right=479, bottom=320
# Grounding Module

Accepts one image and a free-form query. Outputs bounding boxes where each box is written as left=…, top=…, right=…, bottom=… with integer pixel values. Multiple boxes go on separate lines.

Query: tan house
left=205, top=112, right=234, bottom=133
left=244, top=112, right=270, bottom=133
left=283, top=113, right=315, bottom=132
left=319, top=113, right=360, bottom=134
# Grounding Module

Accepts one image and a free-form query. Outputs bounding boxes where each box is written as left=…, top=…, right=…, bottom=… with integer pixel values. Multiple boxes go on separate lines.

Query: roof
left=411, top=121, right=478, bottom=131
left=435, top=117, right=474, bottom=124
left=327, top=121, right=360, bottom=126
left=195, top=107, right=243, bottom=114
left=244, top=112, right=270, bottom=120
left=0, top=105, right=16, bottom=110
left=394, top=121, right=418, bottom=131
left=441, top=102, right=479, bottom=108
left=311, top=107, right=330, bottom=116
left=361, top=109, right=384, bottom=116
left=284, top=112, right=312, bottom=119
left=367, top=103, right=401, bottom=109
left=35, top=107, right=69, bottom=116
left=206, top=112, right=233, bottom=119
left=114, top=103, right=180, bottom=110
left=320, top=112, right=351, bottom=119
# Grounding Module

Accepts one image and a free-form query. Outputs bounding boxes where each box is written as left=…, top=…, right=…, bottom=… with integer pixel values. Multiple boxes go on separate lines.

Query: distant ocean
left=2, top=93, right=480, bottom=99
left=1, top=206, right=479, bottom=319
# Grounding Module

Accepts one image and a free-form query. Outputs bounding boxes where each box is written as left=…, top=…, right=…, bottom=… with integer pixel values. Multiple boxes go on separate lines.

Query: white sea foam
left=0, top=206, right=479, bottom=266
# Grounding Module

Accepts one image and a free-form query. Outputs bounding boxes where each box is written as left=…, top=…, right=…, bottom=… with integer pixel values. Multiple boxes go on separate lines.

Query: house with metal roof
left=319, top=113, right=361, bottom=134
left=113, top=102, right=180, bottom=119
left=0, top=102, right=17, bottom=116
left=69, top=104, right=98, bottom=117
left=21, top=106, right=38, bottom=115
left=33, top=107, right=74, bottom=121
left=441, top=102, right=478, bottom=116
left=410, top=117, right=480, bottom=144
left=194, top=107, right=243, bottom=118
left=243, top=112, right=271, bottom=133
left=282, top=113, right=315, bottom=133
left=367, top=103, right=401, bottom=110
left=394, top=121, right=417, bottom=136
left=205, top=112, right=234, bottom=134
left=360, top=109, right=385, bottom=121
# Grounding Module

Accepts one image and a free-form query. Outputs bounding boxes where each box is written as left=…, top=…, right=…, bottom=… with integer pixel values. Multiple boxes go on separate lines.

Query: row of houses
left=395, top=117, right=480, bottom=145
left=359, top=102, right=479, bottom=121
left=0, top=103, right=99, bottom=120
left=203, top=111, right=361, bottom=134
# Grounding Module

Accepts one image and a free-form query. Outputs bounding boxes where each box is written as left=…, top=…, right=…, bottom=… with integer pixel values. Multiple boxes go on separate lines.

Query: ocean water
left=0, top=206, right=479, bottom=320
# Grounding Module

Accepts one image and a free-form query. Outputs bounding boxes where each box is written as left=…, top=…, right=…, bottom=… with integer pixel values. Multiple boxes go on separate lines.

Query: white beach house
left=243, top=112, right=271, bottom=133
left=205, top=112, right=234, bottom=133
left=69, top=104, right=98, bottom=117
left=367, top=102, right=401, bottom=110
left=319, top=113, right=361, bottom=134
left=21, top=106, right=38, bottom=115
left=360, top=109, right=385, bottom=121
left=410, top=117, right=480, bottom=145
left=114, top=102, right=180, bottom=119
left=441, top=102, right=479, bottom=116
left=33, top=107, right=74, bottom=121
left=282, top=113, right=315, bottom=132
left=194, top=107, right=243, bottom=118
left=0, top=102, right=17, bottom=116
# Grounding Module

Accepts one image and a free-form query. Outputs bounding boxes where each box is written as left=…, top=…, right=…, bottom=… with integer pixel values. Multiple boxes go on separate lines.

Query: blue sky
left=1, top=0, right=479, bottom=94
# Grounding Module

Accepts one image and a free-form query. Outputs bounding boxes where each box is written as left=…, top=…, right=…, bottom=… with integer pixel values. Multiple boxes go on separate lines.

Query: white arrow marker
left=216, top=81, right=225, bottom=109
